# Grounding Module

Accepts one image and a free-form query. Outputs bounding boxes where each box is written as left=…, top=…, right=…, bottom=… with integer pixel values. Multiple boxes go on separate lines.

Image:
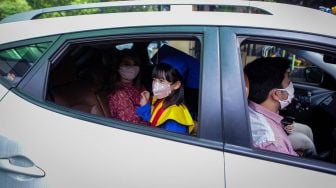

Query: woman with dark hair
left=136, top=57, right=195, bottom=134
left=108, top=49, right=147, bottom=125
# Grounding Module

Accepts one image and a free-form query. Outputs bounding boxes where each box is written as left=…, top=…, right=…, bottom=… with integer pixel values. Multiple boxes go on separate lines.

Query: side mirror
left=323, top=54, right=336, bottom=64
left=304, top=67, right=324, bottom=84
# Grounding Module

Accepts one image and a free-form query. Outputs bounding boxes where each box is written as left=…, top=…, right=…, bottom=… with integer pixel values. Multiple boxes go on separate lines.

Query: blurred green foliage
left=0, top=0, right=31, bottom=20
left=0, top=0, right=102, bottom=20
left=26, top=0, right=100, bottom=9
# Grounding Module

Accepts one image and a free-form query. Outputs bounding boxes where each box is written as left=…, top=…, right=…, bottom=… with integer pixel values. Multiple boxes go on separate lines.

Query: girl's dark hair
left=152, top=63, right=184, bottom=108
left=109, top=49, right=142, bottom=93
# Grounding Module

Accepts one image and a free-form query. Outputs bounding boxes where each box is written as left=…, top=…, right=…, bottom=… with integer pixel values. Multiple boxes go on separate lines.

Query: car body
left=0, top=0, right=336, bottom=187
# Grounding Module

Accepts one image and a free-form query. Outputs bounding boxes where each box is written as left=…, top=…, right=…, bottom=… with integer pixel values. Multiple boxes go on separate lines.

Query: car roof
left=0, top=0, right=335, bottom=45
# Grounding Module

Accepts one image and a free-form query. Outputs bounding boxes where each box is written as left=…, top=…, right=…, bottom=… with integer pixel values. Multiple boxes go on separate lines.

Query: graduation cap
left=151, top=44, right=200, bottom=88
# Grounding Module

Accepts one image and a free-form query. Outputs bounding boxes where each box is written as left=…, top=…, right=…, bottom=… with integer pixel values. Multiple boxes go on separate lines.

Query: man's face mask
left=152, top=80, right=171, bottom=99
left=118, top=66, right=140, bottom=80
left=277, top=82, right=295, bottom=109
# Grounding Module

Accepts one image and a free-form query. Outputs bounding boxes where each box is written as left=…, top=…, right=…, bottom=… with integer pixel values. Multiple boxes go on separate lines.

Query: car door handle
left=0, top=156, right=45, bottom=177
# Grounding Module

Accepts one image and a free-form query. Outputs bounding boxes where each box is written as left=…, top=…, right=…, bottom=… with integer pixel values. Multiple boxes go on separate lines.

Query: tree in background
left=0, top=0, right=102, bottom=20
left=26, top=0, right=71, bottom=9
left=26, top=0, right=100, bottom=9
left=264, top=0, right=334, bottom=9
left=0, top=0, right=31, bottom=20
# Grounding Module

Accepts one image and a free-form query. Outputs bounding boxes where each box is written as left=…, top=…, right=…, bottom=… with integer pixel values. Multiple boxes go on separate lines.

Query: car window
left=116, top=43, right=133, bottom=50
left=0, top=42, right=50, bottom=85
left=147, top=40, right=199, bottom=59
left=241, top=43, right=332, bottom=87
left=47, top=36, right=201, bottom=136
left=240, top=39, right=336, bottom=165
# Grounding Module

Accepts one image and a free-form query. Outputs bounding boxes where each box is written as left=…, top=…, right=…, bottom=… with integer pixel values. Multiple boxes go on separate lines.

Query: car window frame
left=15, top=26, right=224, bottom=151
left=220, top=26, right=336, bottom=175
left=0, top=36, right=59, bottom=89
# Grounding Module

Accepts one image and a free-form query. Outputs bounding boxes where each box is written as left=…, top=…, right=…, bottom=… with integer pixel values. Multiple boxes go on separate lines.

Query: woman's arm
left=109, top=90, right=140, bottom=122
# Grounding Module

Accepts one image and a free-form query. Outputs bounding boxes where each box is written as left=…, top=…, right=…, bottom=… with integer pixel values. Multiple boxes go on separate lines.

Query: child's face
left=152, top=78, right=181, bottom=99
left=153, top=78, right=170, bottom=86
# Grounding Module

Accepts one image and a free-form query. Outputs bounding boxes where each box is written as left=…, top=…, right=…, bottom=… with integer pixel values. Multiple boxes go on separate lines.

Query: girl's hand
left=140, top=91, right=150, bottom=106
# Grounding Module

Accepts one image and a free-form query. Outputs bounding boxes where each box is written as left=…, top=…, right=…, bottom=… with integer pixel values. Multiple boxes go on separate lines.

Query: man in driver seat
left=244, top=57, right=316, bottom=156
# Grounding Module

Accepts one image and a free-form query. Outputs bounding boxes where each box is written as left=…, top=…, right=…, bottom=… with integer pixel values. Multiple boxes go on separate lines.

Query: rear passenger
left=107, top=49, right=148, bottom=125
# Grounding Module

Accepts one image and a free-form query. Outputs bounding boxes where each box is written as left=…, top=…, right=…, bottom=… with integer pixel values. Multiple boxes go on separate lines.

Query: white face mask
left=118, top=66, right=140, bottom=80
left=152, top=80, right=171, bottom=99
left=277, top=82, right=295, bottom=109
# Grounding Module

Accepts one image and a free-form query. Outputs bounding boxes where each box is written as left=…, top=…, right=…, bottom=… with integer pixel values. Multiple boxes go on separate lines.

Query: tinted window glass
left=0, top=42, right=50, bottom=84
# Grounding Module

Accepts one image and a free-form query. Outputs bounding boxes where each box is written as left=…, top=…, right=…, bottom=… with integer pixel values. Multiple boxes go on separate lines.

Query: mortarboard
left=151, top=44, right=200, bottom=88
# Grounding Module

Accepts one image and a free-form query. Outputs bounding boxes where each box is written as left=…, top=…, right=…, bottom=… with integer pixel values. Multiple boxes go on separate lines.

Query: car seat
left=49, top=58, right=108, bottom=117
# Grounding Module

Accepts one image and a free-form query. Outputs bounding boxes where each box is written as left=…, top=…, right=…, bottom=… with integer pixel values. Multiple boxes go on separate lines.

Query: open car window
left=46, top=36, right=201, bottom=136
left=240, top=39, right=336, bottom=165
left=241, top=42, right=336, bottom=89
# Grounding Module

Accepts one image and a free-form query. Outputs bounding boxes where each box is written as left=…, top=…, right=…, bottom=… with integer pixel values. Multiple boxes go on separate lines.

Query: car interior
left=241, top=41, right=336, bottom=164
left=46, top=38, right=200, bottom=133
left=45, top=35, right=336, bottom=164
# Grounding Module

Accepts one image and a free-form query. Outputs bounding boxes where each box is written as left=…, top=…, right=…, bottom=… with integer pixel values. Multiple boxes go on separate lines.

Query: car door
left=0, top=84, right=8, bottom=100
left=0, top=40, right=54, bottom=188
left=0, top=26, right=225, bottom=188
left=220, top=27, right=336, bottom=188
left=0, top=134, right=46, bottom=188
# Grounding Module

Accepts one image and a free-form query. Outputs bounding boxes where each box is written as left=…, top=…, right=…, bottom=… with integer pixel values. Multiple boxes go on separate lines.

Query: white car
left=0, top=0, right=336, bottom=187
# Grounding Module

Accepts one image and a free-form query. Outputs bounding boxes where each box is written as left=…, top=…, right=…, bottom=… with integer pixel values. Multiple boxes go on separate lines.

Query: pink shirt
left=108, top=83, right=148, bottom=125
left=248, top=101, right=297, bottom=156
